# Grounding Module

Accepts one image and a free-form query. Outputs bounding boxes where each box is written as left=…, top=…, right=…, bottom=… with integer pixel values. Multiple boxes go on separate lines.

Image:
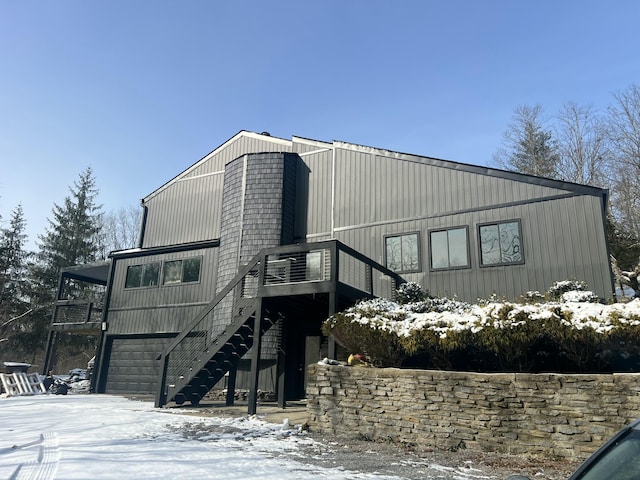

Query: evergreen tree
left=494, top=104, right=560, bottom=178
left=23, top=167, right=104, bottom=364
left=32, top=167, right=103, bottom=293
left=607, top=217, right=640, bottom=272
left=0, top=205, right=31, bottom=350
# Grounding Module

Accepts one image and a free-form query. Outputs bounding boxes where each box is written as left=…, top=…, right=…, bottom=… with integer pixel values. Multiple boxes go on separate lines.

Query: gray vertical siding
left=107, top=247, right=219, bottom=335
left=142, top=133, right=293, bottom=248
left=296, top=148, right=333, bottom=240
left=123, top=130, right=613, bottom=312
left=315, top=144, right=612, bottom=301
left=332, top=148, right=571, bottom=228
left=142, top=173, right=224, bottom=247
left=334, top=195, right=612, bottom=301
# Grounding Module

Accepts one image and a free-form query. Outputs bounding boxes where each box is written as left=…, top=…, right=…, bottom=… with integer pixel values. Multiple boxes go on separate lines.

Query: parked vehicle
left=508, top=418, right=640, bottom=480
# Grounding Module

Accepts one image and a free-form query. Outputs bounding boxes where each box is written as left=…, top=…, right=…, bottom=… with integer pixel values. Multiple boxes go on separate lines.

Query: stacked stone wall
left=306, top=364, right=640, bottom=459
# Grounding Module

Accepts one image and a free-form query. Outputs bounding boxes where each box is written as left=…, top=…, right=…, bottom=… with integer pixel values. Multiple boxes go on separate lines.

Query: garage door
left=105, top=335, right=174, bottom=394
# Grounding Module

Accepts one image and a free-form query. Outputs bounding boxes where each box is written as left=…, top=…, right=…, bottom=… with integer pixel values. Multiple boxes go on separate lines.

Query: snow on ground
left=0, top=393, right=413, bottom=480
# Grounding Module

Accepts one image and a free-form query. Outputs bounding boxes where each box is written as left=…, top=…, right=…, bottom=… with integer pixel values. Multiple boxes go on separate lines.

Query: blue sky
left=1, top=1, right=639, bottom=249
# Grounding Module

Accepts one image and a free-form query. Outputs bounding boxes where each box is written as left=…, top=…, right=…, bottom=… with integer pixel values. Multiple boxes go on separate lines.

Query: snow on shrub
left=561, top=290, right=599, bottom=303
left=396, top=282, right=429, bottom=304
left=323, top=280, right=640, bottom=371
left=547, top=280, right=589, bottom=300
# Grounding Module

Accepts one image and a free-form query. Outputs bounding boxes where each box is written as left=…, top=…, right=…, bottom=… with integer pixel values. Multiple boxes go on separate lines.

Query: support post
left=154, top=354, right=170, bottom=408
left=328, top=290, right=337, bottom=359
left=328, top=242, right=339, bottom=359
left=276, top=318, right=286, bottom=408
left=42, top=331, right=57, bottom=375
left=247, top=298, right=264, bottom=415
left=366, top=264, right=373, bottom=295
left=225, top=364, right=237, bottom=406
left=89, top=326, right=106, bottom=393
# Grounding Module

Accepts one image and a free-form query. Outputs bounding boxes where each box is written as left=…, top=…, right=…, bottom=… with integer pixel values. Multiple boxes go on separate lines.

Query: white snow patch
left=0, top=395, right=409, bottom=479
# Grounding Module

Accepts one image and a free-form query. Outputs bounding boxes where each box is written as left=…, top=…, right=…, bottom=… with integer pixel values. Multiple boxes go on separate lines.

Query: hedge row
left=322, top=282, right=640, bottom=373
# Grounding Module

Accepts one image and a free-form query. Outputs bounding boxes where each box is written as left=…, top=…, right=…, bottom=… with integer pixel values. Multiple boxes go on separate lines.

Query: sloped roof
left=142, top=130, right=608, bottom=203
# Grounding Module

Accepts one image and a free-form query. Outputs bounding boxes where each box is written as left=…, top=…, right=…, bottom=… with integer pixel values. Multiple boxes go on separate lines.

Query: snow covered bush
left=561, top=290, right=599, bottom=303
left=546, top=280, right=589, bottom=300
left=322, top=298, right=409, bottom=367
left=323, top=282, right=640, bottom=372
left=396, top=282, right=429, bottom=304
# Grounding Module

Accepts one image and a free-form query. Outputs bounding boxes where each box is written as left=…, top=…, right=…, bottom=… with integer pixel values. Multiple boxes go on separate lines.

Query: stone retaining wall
left=306, top=364, right=640, bottom=459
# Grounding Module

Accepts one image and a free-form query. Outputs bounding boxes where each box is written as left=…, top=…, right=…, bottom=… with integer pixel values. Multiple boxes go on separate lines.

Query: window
left=478, top=220, right=523, bottom=266
left=430, top=227, right=470, bottom=270
left=384, top=232, right=420, bottom=273
left=125, top=262, right=160, bottom=288
left=162, top=257, right=202, bottom=285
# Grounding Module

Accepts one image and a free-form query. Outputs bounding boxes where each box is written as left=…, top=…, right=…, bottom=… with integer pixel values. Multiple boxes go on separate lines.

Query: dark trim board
left=109, top=239, right=220, bottom=260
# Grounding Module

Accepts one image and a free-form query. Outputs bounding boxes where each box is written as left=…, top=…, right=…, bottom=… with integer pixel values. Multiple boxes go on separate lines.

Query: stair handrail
left=155, top=239, right=406, bottom=407
left=160, top=254, right=263, bottom=360
left=334, top=240, right=406, bottom=291
left=155, top=252, right=264, bottom=407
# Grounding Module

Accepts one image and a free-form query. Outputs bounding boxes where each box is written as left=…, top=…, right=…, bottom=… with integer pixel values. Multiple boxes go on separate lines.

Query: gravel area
left=284, top=431, right=581, bottom=479
left=180, top=401, right=582, bottom=479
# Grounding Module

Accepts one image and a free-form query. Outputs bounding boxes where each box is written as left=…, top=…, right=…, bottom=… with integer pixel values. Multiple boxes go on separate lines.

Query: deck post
left=366, top=264, right=374, bottom=295
left=328, top=242, right=339, bottom=359
left=247, top=298, right=264, bottom=415
left=328, top=290, right=337, bottom=359
left=154, top=353, right=170, bottom=408
left=225, top=364, right=237, bottom=406
left=276, top=317, right=286, bottom=408
left=42, top=331, right=57, bottom=375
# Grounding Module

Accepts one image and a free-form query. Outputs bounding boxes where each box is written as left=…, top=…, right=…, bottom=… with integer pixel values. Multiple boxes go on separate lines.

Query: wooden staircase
left=169, top=299, right=278, bottom=406
left=155, top=255, right=265, bottom=408
left=155, top=240, right=406, bottom=411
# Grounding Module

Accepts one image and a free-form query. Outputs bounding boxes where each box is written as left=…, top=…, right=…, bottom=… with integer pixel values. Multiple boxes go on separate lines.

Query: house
left=44, top=130, right=614, bottom=412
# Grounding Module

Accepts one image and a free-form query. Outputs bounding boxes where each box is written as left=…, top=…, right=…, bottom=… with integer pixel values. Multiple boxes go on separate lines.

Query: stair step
left=164, top=294, right=280, bottom=408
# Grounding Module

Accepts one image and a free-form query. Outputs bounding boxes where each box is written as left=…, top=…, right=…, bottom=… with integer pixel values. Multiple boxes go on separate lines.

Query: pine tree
left=32, top=167, right=103, bottom=292
left=0, top=205, right=31, bottom=351
left=24, top=167, right=104, bottom=365
left=494, top=104, right=560, bottom=178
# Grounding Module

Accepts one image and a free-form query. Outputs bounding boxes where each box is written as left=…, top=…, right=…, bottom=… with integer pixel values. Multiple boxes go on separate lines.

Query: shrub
left=322, top=299, right=408, bottom=367
left=546, top=279, right=589, bottom=300
left=396, top=282, right=429, bottom=304
left=322, top=281, right=640, bottom=373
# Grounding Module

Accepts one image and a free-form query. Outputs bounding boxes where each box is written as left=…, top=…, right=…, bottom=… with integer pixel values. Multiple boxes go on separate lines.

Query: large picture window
left=384, top=232, right=421, bottom=273
left=479, top=220, right=523, bottom=266
left=125, top=262, right=160, bottom=288
left=430, top=227, right=470, bottom=270
left=162, top=257, right=202, bottom=285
